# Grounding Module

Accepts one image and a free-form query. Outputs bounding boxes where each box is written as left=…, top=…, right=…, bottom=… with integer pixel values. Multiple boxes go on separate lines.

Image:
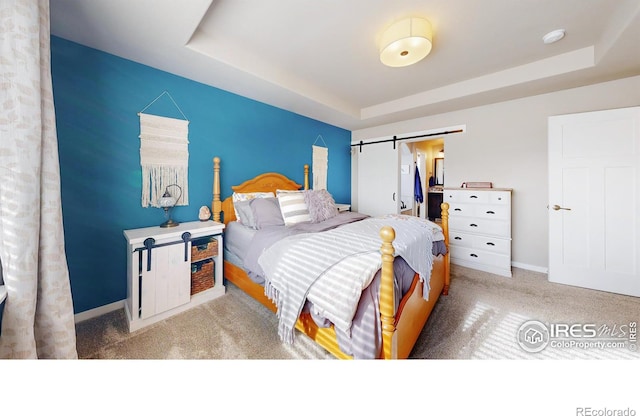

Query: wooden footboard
left=212, top=156, right=450, bottom=359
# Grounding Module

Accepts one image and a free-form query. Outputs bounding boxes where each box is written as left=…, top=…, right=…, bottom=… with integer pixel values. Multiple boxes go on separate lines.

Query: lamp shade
left=380, top=17, right=432, bottom=67
left=158, top=191, right=177, bottom=208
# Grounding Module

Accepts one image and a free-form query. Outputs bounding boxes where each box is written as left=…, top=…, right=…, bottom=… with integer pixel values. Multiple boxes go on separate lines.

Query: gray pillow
left=305, top=189, right=338, bottom=223
left=234, top=200, right=256, bottom=229
left=251, top=197, right=285, bottom=229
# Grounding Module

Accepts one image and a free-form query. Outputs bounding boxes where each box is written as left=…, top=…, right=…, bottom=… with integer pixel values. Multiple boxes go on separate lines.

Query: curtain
left=0, top=0, right=78, bottom=358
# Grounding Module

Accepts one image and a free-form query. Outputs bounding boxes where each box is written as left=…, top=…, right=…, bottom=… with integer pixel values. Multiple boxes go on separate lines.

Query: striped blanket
left=258, top=214, right=443, bottom=345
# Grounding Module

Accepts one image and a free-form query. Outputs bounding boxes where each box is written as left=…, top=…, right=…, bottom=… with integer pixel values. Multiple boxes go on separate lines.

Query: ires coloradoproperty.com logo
left=516, top=320, right=637, bottom=353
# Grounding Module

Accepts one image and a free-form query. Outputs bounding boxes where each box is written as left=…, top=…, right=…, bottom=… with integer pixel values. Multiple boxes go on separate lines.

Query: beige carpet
left=75, top=265, right=640, bottom=360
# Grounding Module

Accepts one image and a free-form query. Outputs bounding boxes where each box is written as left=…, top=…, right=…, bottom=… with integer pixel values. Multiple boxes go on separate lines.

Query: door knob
left=551, top=204, right=571, bottom=211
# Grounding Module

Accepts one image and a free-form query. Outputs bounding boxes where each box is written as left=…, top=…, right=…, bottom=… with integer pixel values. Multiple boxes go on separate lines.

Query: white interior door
left=356, top=141, right=399, bottom=217
left=548, top=106, right=640, bottom=297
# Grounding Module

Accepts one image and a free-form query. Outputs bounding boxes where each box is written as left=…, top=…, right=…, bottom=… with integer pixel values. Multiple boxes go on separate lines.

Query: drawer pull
left=454, top=208, right=462, bottom=211
left=470, top=223, right=478, bottom=227
left=454, top=236, right=462, bottom=240
left=470, top=195, right=478, bottom=199
left=486, top=242, right=495, bottom=246
left=470, top=253, right=478, bottom=258
left=486, top=210, right=495, bottom=214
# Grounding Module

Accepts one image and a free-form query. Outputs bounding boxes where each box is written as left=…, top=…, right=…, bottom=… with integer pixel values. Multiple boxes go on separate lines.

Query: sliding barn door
left=548, top=106, right=640, bottom=297
left=356, top=141, right=400, bottom=217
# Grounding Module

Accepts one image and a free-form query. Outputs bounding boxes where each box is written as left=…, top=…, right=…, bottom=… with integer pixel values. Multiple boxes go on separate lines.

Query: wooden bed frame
left=211, top=157, right=450, bottom=359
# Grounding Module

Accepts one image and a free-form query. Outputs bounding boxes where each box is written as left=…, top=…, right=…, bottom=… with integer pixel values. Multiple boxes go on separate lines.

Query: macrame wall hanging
left=138, top=91, right=189, bottom=208
left=312, top=135, right=328, bottom=190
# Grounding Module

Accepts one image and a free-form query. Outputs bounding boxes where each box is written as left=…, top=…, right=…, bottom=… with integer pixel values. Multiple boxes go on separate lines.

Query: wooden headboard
left=212, top=157, right=309, bottom=225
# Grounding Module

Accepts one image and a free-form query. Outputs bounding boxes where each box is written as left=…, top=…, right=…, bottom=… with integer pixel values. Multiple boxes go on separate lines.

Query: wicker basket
left=191, top=237, right=218, bottom=262
left=191, top=259, right=214, bottom=295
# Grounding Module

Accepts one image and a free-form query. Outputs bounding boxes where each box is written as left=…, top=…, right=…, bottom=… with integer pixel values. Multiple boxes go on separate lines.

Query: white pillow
left=232, top=192, right=273, bottom=223
left=276, top=190, right=311, bottom=226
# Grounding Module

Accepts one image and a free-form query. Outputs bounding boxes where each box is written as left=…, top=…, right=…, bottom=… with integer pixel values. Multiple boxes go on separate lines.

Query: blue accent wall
left=51, top=36, right=351, bottom=314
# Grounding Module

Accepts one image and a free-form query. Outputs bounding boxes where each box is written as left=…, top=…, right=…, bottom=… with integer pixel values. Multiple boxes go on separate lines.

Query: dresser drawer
left=489, top=191, right=511, bottom=204
left=449, top=230, right=473, bottom=248
left=449, top=217, right=510, bottom=237
left=450, top=246, right=511, bottom=269
left=450, top=232, right=511, bottom=254
left=448, top=202, right=474, bottom=217
left=445, top=190, right=489, bottom=204
left=475, top=203, right=510, bottom=220
left=474, top=235, right=511, bottom=254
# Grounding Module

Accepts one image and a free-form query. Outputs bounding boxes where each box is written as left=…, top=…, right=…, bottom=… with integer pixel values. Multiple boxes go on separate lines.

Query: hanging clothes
left=414, top=165, right=424, bottom=204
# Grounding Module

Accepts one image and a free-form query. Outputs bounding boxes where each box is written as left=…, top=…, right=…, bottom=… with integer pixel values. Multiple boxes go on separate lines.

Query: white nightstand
left=123, top=220, right=226, bottom=332
left=335, top=203, right=351, bottom=212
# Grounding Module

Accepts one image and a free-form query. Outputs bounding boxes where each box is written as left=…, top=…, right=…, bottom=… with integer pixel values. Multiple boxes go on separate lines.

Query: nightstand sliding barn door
left=139, top=243, right=191, bottom=319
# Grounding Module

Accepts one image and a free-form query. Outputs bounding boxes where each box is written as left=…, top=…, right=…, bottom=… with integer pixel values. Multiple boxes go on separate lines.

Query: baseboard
left=74, top=300, right=124, bottom=324
left=511, top=261, right=548, bottom=274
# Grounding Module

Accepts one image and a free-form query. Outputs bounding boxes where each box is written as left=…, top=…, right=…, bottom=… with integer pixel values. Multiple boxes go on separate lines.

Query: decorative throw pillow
left=250, top=197, right=285, bottom=229
left=232, top=192, right=273, bottom=223
left=305, top=189, right=338, bottom=223
left=276, top=190, right=311, bottom=226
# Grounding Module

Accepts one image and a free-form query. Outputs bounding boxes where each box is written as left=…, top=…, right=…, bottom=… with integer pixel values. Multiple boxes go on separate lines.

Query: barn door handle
left=551, top=204, right=571, bottom=211
left=182, top=232, right=191, bottom=262
left=143, top=238, right=155, bottom=271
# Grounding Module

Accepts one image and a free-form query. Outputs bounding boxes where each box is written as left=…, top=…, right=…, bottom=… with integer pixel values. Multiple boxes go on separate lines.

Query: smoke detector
left=543, top=29, right=565, bottom=44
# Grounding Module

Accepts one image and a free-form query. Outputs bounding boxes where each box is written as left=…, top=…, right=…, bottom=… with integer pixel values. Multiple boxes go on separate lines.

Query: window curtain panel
left=0, top=0, right=78, bottom=358
left=139, top=113, right=189, bottom=207
left=312, top=145, right=328, bottom=190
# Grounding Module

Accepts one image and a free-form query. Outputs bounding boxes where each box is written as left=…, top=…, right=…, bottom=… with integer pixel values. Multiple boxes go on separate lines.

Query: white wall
left=352, top=75, right=640, bottom=272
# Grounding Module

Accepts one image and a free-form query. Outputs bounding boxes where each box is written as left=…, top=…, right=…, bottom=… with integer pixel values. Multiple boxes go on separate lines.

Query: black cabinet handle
left=486, top=210, right=495, bottom=214
left=486, top=242, right=495, bottom=246
left=470, top=253, right=478, bottom=258
left=454, top=208, right=462, bottom=211
left=454, top=236, right=462, bottom=240
left=470, top=195, right=478, bottom=199
left=470, top=223, right=478, bottom=227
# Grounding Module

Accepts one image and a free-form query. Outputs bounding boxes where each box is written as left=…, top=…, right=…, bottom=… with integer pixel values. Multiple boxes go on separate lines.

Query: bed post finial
left=379, top=225, right=397, bottom=359
left=212, top=157, right=221, bottom=222
left=304, top=164, right=309, bottom=190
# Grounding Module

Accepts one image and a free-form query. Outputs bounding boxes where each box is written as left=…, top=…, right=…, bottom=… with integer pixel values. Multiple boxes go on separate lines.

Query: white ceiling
left=50, top=0, right=640, bottom=131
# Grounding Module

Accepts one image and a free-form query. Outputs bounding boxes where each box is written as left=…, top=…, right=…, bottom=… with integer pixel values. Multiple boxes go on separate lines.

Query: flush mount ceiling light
left=380, top=17, right=433, bottom=67
left=543, top=29, right=565, bottom=44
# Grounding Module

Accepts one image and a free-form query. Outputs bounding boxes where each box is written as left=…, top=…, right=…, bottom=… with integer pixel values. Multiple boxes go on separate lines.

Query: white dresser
left=444, top=188, right=513, bottom=277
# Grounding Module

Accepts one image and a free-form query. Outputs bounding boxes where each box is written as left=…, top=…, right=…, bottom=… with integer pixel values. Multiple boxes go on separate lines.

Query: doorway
left=353, top=131, right=454, bottom=217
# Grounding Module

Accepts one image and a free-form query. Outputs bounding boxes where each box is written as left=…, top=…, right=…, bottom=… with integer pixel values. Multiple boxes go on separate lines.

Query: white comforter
left=258, top=214, right=444, bottom=345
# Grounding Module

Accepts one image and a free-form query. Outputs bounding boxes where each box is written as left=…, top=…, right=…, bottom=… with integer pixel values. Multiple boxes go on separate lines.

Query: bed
left=211, top=156, right=450, bottom=359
